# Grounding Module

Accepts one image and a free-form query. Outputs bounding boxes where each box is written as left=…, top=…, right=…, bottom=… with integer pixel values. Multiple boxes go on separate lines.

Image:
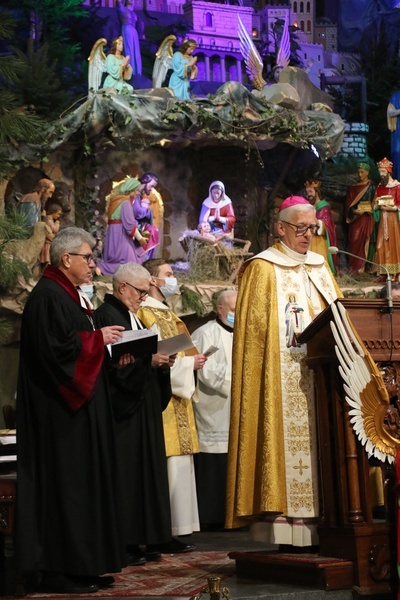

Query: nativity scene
left=2, top=0, right=400, bottom=598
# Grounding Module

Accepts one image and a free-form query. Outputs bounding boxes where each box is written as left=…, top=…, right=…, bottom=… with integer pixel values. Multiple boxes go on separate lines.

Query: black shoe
left=145, top=549, right=162, bottom=561
left=126, top=546, right=147, bottom=566
left=98, top=575, right=115, bottom=588
left=77, top=575, right=115, bottom=588
left=39, top=572, right=99, bottom=594
left=127, top=554, right=146, bottom=566
left=147, top=538, right=196, bottom=554
left=127, top=543, right=161, bottom=562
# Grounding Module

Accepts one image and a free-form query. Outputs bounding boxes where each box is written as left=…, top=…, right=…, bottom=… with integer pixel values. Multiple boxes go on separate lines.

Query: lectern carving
left=297, top=297, right=400, bottom=596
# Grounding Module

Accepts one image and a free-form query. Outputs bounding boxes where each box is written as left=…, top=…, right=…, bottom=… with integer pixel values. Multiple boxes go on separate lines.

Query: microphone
left=327, top=246, right=393, bottom=313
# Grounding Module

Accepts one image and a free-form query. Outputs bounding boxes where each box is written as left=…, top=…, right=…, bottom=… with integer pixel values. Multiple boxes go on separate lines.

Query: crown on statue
left=182, top=38, right=197, bottom=49
left=304, top=179, right=321, bottom=189
left=377, top=157, right=393, bottom=173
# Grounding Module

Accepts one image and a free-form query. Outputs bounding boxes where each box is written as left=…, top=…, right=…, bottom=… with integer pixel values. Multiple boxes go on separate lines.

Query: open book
left=157, top=332, right=194, bottom=356
left=111, top=329, right=158, bottom=361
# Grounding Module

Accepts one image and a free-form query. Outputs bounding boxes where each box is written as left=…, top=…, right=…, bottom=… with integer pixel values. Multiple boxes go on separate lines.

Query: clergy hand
left=101, top=325, right=125, bottom=345
left=168, top=353, right=177, bottom=368
left=193, top=353, right=207, bottom=370
left=151, top=352, right=170, bottom=368
left=116, top=353, right=136, bottom=368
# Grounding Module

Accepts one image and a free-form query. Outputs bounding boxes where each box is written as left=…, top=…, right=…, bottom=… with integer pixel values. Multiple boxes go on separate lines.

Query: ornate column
left=220, top=56, right=226, bottom=82
left=205, top=55, right=211, bottom=81
left=236, top=59, right=242, bottom=83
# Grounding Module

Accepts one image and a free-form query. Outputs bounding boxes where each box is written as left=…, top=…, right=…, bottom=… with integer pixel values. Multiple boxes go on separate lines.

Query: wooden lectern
left=297, top=297, right=398, bottom=596
left=230, top=298, right=398, bottom=595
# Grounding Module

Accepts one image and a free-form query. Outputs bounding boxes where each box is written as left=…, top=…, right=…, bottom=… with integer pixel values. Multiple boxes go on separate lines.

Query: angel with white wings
left=238, top=15, right=290, bottom=89
left=152, top=35, right=176, bottom=89
left=88, top=38, right=107, bottom=93
left=88, top=36, right=133, bottom=95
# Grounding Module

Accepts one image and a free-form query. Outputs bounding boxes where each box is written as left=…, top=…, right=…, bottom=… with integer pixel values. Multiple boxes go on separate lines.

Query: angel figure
left=88, top=38, right=107, bottom=93
left=88, top=36, right=133, bottom=95
left=238, top=15, right=290, bottom=90
left=274, top=17, right=290, bottom=81
left=152, top=35, right=176, bottom=89
left=103, top=36, right=133, bottom=94
left=169, top=39, right=198, bottom=100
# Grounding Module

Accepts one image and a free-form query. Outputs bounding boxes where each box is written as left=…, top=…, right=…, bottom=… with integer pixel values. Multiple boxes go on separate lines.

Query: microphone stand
left=386, top=276, right=393, bottom=314
left=327, top=247, right=393, bottom=315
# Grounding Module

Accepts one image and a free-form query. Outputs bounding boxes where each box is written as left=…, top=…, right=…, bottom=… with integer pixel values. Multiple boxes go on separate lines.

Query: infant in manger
left=198, top=221, right=226, bottom=242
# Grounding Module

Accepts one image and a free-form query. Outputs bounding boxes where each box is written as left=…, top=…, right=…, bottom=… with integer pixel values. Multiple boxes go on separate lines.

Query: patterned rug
left=19, top=551, right=236, bottom=598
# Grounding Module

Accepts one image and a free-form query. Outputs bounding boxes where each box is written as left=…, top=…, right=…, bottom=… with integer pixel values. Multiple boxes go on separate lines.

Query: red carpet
left=20, top=551, right=235, bottom=598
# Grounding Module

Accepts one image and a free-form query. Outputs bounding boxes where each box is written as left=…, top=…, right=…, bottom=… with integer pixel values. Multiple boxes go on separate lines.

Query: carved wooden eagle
left=330, top=302, right=399, bottom=463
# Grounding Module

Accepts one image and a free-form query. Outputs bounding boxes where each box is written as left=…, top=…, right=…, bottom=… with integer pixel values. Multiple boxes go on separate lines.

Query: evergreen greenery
left=180, top=285, right=207, bottom=316
left=19, top=0, right=87, bottom=60
left=6, top=1, right=89, bottom=119
left=0, top=209, right=32, bottom=293
left=0, top=10, right=46, bottom=151
left=12, top=44, right=67, bottom=119
left=0, top=209, right=32, bottom=344
left=0, top=317, right=12, bottom=345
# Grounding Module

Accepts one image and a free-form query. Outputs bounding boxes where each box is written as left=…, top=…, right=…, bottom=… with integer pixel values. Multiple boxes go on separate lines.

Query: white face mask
left=225, top=311, right=235, bottom=327
left=80, top=284, right=94, bottom=300
left=159, top=276, right=178, bottom=298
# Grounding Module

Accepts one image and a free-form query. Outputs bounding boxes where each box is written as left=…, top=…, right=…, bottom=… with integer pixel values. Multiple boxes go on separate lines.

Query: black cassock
left=95, top=294, right=172, bottom=546
left=16, top=266, right=125, bottom=576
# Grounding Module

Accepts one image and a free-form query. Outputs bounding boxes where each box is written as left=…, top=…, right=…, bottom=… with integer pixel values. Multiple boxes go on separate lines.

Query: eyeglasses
left=124, top=281, right=149, bottom=298
left=281, top=221, right=319, bottom=236
left=68, top=253, right=95, bottom=264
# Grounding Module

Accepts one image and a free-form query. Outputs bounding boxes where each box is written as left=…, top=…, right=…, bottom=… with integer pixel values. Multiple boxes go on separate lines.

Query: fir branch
left=0, top=212, right=32, bottom=292
left=0, top=56, right=26, bottom=83
left=0, top=254, right=31, bottom=292
left=180, top=285, right=207, bottom=317
left=0, top=209, right=32, bottom=243
left=0, top=317, right=13, bottom=345
left=0, top=101, right=45, bottom=145
left=0, top=10, right=15, bottom=39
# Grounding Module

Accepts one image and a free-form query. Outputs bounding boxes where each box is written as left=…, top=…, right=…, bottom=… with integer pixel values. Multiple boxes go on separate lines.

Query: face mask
left=159, top=277, right=178, bottom=299
left=225, top=311, right=235, bottom=328
left=80, top=284, right=94, bottom=300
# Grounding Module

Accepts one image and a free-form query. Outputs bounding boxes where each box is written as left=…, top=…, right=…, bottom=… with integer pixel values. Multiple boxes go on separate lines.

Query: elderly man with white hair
left=17, top=227, right=125, bottom=594
left=95, top=262, right=176, bottom=566
left=225, top=196, right=342, bottom=548
left=192, top=289, right=238, bottom=530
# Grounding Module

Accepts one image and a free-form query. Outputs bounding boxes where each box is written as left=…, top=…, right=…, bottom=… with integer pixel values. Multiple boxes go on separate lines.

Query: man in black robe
left=95, top=262, right=193, bottom=566
left=16, top=227, right=126, bottom=594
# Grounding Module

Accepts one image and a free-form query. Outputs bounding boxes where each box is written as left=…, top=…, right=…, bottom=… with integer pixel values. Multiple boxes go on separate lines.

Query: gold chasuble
left=137, top=298, right=199, bottom=458
left=309, top=234, right=328, bottom=265
left=225, top=242, right=342, bottom=546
